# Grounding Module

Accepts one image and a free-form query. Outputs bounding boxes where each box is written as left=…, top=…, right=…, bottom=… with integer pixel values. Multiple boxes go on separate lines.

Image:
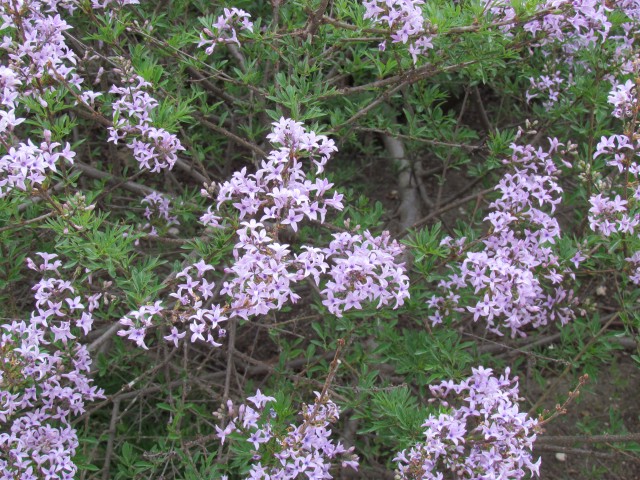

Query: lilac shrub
left=2, top=0, right=638, bottom=477
left=427, top=139, right=581, bottom=337
left=320, top=230, right=409, bottom=316
left=118, top=261, right=227, bottom=349
left=394, top=368, right=540, bottom=480
left=215, top=390, right=358, bottom=479
left=118, top=300, right=165, bottom=350
left=588, top=74, right=640, bottom=283
left=588, top=193, right=634, bottom=237
left=119, top=118, right=409, bottom=349
left=0, top=0, right=82, bottom=198
left=0, top=254, right=103, bottom=479
left=607, top=80, right=638, bottom=120
left=211, top=118, right=409, bottom=319
left=0, top=0, right=82, bottom=100
left=485, top=0, right=613, bottom=40
left=483, top=1, right=638, bottom=108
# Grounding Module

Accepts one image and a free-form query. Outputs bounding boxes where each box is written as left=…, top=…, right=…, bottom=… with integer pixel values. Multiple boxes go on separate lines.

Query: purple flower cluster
left=0, top=0, right=82, bottom=98
left=485, top=2, right=639, bottom=108
left=169, top=261, right=227, bottom=345
left=197, top=8, right=253, bottom=55
left=588, top=77, right=640, bottom=279
left=118, top=260, right=226, bottom=349
left=213, top=116, right=341, bottom=222
left=526, top=1, right=612, bottom=43
left=607, top=79, right=637, bottom=120
left=0, top=130, right=75, bottom=198
left=481, top=0, right=517, bottom=32
left=108, top=73, right=184, bottom=172
left=118, top=301, right=164, bottom=350
left=588, top=193, right=634, bottom=236
left=212, top=118, right=409, bottom=316
left=219, top=220, right=314, bottom=319
left=484, top=0, right=612, bottom=42
left=1, top=254, right=103, bottom=479
left=362, top=0, right=433, bottom=62
left=625, top=251, right=640, bottom=285
left=216, top=390, right=358, bottom=479
left=526, top=69, right=572, bottom=109
left=119, top=119, right=409, bottom=350
left=321, top=230, right=409, bottom=316
left=0, top=66, right=24, bottom=140
left=428, top=140, right=579, bottom=337
left=593, top=132, right=635, bottom=174
left=215, top=220, right=409, bottom=321
left=394, top=367, right=540, bottom=480
left=140, top=191, right=179, bottom=237
left=0, top=0, right=85, bottom=197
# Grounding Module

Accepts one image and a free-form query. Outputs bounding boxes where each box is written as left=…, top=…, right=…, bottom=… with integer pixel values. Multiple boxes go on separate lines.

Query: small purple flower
left=197, top=8, right=253, bottom=54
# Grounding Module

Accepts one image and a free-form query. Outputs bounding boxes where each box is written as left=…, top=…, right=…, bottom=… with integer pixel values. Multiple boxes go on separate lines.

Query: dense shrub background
left=2, top=0, right=640, bottom=479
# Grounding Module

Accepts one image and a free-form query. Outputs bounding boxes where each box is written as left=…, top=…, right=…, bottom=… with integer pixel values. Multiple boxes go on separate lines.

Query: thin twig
left=399, top=187, right=494, bottom=238
left=197, top=115, right=267, bottom=158
left=223, top=317, right=237, bottom=402
left=101, top=399, right=121, bottom=480
left=382, top=135, right=422, bottom=231
left=353, top=126, right=483, bottom=150
left=529, top=313, right=619, bottom=414
left=0, top=211, right=54, bottom=233
left=436, top=87, right=470, bottom=211
left=88, top=323, right=121, bottom=353
left=74, top=162, right=156, bottom=196
left=537, top=433, right=640, bottom=445
left=472, top=85, right=494, bottom=133
left=299, top=338, right=345, bottom=436
left=305, top=0, right=331, bottom=37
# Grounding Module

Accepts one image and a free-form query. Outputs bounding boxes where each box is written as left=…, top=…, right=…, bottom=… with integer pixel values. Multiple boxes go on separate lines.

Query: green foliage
left=356, top=386, right=431, bottom=450
left=376, top=327, right=473, bottom=389
left=3, top=0, right=640, bottom=478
